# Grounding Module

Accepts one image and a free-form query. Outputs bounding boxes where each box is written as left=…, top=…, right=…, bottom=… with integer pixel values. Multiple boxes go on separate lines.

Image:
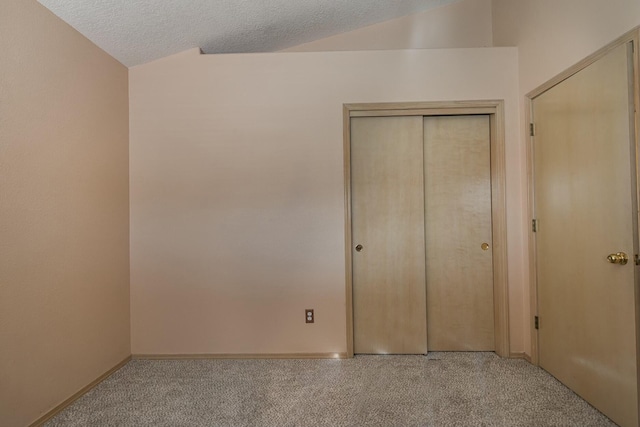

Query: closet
left=345, top=103, right=507, bottom=356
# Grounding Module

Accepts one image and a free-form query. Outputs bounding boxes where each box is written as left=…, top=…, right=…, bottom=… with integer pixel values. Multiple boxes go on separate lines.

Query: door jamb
left=343, top=100, right=510, bottom=358
left=525, top=27, right=640, bottom=368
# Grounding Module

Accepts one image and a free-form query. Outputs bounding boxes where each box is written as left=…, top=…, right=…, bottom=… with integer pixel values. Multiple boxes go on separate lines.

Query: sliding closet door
left=351, top=116, right=427, bottom=354
left=424, top=115, right=494, bottom=351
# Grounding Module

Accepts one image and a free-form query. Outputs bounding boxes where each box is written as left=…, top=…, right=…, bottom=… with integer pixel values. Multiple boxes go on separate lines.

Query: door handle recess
left=607, top=252, right=628, bottom=265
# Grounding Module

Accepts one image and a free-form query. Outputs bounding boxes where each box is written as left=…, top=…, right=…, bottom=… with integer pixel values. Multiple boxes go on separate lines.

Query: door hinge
left=534, top=316, right=539, bottom=330
left=529, top=123, right=536, bottom=136
left=532, top=219, right=538, bottom=233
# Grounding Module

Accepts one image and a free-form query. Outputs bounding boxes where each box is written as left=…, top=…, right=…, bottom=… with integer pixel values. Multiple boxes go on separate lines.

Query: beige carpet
left=45, top=352, right=617, bottom=426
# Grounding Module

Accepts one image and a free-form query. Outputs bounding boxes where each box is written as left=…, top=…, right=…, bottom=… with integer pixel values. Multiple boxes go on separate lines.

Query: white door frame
left=343, top=101, right=510, bottom=358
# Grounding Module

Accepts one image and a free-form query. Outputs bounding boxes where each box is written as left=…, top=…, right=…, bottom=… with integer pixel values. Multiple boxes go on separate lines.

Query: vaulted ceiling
left=37, top=0, right=462, bottom=67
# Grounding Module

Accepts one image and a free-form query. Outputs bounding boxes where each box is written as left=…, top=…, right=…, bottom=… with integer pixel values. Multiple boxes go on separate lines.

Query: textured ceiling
left=37, top=0, right=462, bottom=67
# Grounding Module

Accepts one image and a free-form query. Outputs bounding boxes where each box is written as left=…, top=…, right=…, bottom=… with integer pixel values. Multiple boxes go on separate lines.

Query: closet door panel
left=424, top=115, right=494, bottom=351
left=351, top=116, right=427, bottom=354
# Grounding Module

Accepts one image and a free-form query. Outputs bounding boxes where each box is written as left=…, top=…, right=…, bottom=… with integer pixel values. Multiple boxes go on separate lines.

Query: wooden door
left=424, top=115, right=495, bottom=351
left=351, top=116, right=427, bottom=354
left=533, top=43, right=638, bottom=427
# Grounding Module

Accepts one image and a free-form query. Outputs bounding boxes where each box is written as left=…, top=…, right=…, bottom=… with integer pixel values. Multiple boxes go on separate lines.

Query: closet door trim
left=343, top=100, right=509, bottom=358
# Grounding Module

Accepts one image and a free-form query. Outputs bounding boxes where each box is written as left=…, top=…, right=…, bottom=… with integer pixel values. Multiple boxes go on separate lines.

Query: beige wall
left=492, top=0, right=640, bottom=355
left=0, top=1, right=130, bottom=426
left=129, top=47, right=523, bottom=355
left=284, top=0, right=492, bottom=52
left=493, top=0, right=640, bottom=94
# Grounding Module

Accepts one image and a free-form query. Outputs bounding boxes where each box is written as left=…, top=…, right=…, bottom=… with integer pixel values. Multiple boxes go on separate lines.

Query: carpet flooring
left=45, top=352, right=617, bottom=427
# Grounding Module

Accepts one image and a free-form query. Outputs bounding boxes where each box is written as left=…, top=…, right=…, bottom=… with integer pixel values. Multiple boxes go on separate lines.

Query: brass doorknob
left=607, top=252, right=628, bottom=265
left=481, top=243, right=490, bottom=251
left=355, top=244, right=363, bottom=252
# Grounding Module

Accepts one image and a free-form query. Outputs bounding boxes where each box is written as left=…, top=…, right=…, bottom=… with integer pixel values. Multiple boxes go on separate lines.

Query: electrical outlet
left=305, top=309, right=314, bottom=323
